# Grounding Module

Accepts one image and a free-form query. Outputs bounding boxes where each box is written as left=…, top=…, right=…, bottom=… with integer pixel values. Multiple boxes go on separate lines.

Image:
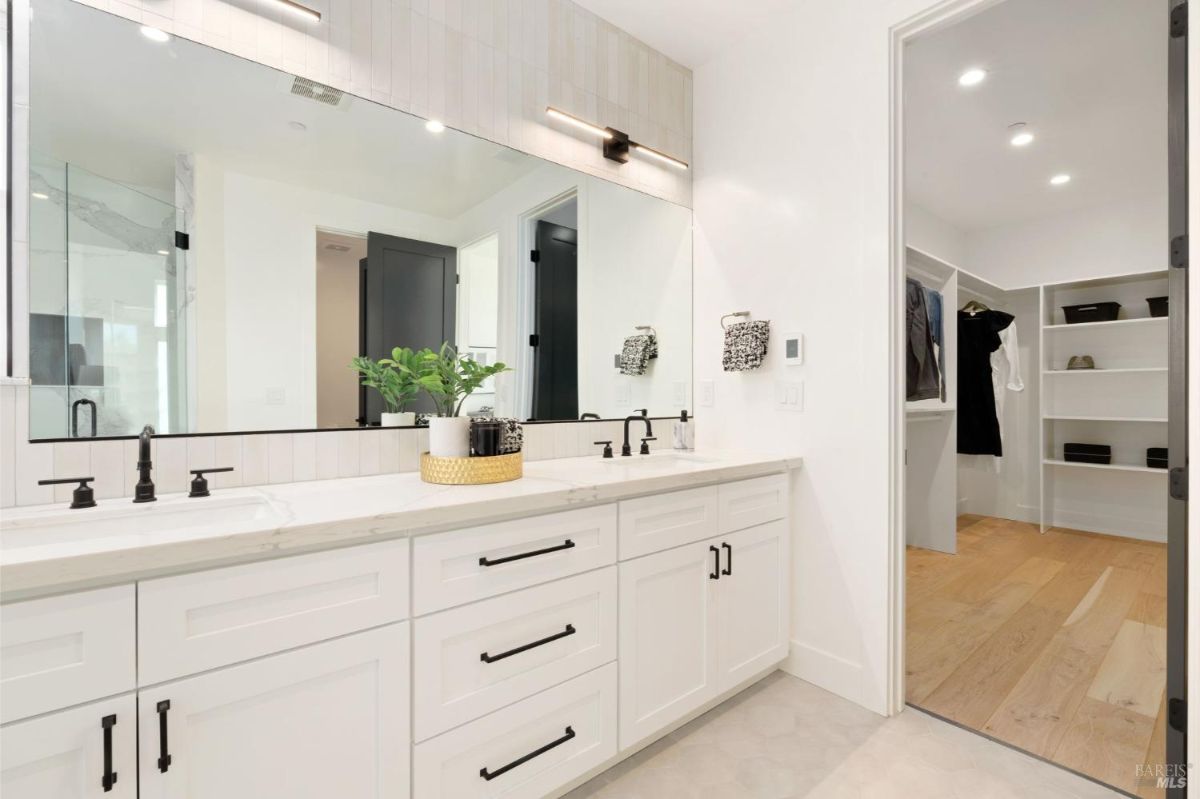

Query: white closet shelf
left=1043, top=367, right=1168, bottom=376
left=906, top=405, right=956, bottom=415
left=1043, top=317, right=1167, bottom=332
left=1044, top=415, right=1168, bottom=423
left=1043, top=459, right=1168, bottom=475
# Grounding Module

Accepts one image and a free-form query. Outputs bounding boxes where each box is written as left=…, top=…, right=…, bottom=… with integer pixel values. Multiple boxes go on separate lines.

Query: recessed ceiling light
left=157, top=250, right=170, bottom=256
left=31, top=192, right=49, bottom=200
left=957, top=68, right=987, bottom=87
left=288, top=120, right=308, bottom=132
left=1008, top=123, right=1034, bottom=147
left=425, top=120, right=446, bottom=133
left=140, top=26, right=170, bottom=43
left=1050, top=173, right=1072, bottom=186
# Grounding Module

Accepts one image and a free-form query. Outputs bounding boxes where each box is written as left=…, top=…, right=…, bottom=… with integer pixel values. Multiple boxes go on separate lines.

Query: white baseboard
left=780, top=639, right=877, bottom=713
left=1048, top=509, right=1167, bottom=543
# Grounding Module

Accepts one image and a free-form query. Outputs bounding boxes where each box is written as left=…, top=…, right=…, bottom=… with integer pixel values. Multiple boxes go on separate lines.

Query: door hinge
left=1170, top=466, right=1187, bottom=500
left=174, top=231, right=190, bottom=251
left=1171, top=2, right=1187, bottom=38
left=456, top=273, right=460, bottom=284
left=530, top=249, right=541, bottom=263
left=1169, top=697, right=1187, bottom=732
left=529, top=334, right=540, bottom=347
left=1171, top=234, right=1188, bottom=268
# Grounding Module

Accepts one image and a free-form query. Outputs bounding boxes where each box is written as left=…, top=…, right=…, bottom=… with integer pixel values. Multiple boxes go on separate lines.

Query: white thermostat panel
left=782, top=332, right=804, bottom=366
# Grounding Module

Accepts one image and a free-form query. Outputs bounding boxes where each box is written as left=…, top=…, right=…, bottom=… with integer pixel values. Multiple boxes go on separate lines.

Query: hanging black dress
left=957, top=309, right=1014, bottom=456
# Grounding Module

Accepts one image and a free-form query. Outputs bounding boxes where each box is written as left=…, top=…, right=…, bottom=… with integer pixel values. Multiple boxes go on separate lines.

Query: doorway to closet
left=896, top=1, right=1185, bottom=796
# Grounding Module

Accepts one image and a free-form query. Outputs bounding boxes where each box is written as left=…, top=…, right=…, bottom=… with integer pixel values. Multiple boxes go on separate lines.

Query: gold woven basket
left=419, top=451, right=523, bottom=485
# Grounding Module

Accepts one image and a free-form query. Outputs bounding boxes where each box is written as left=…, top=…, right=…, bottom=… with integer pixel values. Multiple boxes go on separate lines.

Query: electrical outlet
left=698, top=380, right=715, bottom=407
left=266, top=387, right=286, bottom=406
left=615, top=382, right=631, bottom=406
left=673, top=381, right=688, bottom=404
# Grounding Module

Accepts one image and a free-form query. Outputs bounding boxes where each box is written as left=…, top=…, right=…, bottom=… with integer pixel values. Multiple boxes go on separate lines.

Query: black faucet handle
left=38, top=477, right=97, bottom=509
left=639, top=437, right=657, bottom=455
left=189, top=467, right=236, bottom=498
left=593, top=441, right=614, bottom=459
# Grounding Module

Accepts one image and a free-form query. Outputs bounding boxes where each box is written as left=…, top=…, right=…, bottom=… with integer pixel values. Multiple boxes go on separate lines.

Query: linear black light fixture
left=545, top=107, right=689, bottom=170
left=272, top=0, right=321, bottom=22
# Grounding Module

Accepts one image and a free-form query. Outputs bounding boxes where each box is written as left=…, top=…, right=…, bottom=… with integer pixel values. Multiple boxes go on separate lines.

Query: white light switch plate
left=775, top=380, right=804, bottom=412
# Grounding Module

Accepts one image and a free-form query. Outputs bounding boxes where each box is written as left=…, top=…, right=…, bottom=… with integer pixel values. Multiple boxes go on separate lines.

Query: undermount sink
left=601, top=452, right=719, bottom=467
left=1, top=494, right=284, bottom=551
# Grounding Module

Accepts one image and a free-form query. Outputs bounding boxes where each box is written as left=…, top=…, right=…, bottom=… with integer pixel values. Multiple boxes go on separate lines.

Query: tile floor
left=565, top=671, right=1124, bottom=799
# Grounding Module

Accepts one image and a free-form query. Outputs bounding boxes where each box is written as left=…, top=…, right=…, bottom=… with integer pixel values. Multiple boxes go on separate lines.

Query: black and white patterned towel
left=620, top=334, right=658, bottom=376
left=722, top=320, right=770, bottom=372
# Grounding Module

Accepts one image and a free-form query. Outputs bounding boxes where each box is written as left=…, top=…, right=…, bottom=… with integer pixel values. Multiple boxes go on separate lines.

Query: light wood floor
left=907, top=515, right=1167, bottom=797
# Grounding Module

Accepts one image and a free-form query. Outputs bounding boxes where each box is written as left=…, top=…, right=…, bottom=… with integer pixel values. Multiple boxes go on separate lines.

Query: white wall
left=693, top=0, right=941, bottom=715
left=907, top=202, right=969, bottom=267
left=315, top=237, right=367, bottom=428
left=965, top=193, right=1166, bottom=288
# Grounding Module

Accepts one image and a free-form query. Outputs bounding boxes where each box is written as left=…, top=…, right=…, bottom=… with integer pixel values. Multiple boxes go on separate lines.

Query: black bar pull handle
left=481, top=624, right=576, bottom=664
left=479, top=726, right=576, bottom=781
left=721, top=542, right=733, bottom=576
left=479, top=539, right=575, bottom=567
left=709, top=545, right=720, bottom=580
left=156, top=700, right=172, bottom=773
left=101, top=714, right=118, bottom=792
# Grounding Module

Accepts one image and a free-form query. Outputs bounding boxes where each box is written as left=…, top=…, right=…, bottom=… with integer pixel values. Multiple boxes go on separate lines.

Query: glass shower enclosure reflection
left=29, top=155, right=189, bottom=438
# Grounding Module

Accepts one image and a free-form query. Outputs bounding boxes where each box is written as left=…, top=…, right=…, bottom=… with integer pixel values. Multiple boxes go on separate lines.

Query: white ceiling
left=572, top=0, right=790, bottom=69
left=904, top=0, right=1166, bottom=233
left=30, top=0, right=541, bottom=218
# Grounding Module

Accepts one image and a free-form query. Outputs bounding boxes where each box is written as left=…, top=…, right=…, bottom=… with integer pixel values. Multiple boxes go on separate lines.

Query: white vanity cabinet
left=137, top=624, right=410, bottom=799
left=618, top=476, right=790, bottom=750
left=0, top=465, right=794, bottom=799
left=1, top=694, right=137, bottom=799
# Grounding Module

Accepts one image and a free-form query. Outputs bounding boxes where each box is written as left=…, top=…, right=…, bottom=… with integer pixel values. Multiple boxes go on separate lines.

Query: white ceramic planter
left=380, top=412, right=416, bottom=427
left=428, top=416, right=471, bottom=457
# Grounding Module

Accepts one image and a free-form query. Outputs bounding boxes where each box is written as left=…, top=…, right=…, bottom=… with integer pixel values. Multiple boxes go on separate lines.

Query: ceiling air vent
left=323, top=243, right=353, bottom=252
left=290, top=76, right=345, bottom=107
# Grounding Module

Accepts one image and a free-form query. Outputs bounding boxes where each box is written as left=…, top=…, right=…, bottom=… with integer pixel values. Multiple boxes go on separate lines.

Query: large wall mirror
left=26, top=0, right=692, bottom=440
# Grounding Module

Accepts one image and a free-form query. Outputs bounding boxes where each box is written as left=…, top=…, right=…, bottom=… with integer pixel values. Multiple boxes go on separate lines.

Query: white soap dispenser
left=672, top=410, right=694, bottom=451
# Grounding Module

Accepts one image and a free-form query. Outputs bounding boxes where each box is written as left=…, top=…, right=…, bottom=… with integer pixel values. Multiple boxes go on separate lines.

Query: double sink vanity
left=0, top=451, right=798, bottom=799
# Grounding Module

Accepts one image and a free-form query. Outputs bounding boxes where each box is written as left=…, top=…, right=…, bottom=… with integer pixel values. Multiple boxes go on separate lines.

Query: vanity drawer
left=138, top=539, right=409, bottom=685
left=618, top=485, right=719, bottom=559
left=412, top=505, right=616, bottom=615
left=414, top=568, right=617, bottom=741
left=0, top=585, right=136, bottom=723
left=413, top=663, right=617, bottom=799
left=718, top=474, right=789, bottom=534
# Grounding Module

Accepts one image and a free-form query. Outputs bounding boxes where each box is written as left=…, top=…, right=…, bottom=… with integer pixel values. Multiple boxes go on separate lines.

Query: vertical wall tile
left=399, top=429, right=420, bottom=471
left=292, top=432, right=317, bottom=482
left=242, top=435, right=270, bottom=486
left=156, top=437, right=189, bottom=495
left=0, top=385, right=16, bottom=508
left=211, top=436, right=244, bottom=488
left=359, top=430, right=381, bottom=475
left=51, top=442, right=91, bottom=503
left=267, top=433, right=294, bottom=484
left=378, top=428, right=401, bottom=473
left=316, top=432, right=340, bottom=480
left=90, top=440, right=125, bottom=500
left=185, top=436, right=216, bottom=475
left=409, top=10, right=429, bottom=116
left=337, top=431, right=361, bottom=477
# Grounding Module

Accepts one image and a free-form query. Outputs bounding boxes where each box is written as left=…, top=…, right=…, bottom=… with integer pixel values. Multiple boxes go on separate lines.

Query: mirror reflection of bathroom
left=901, top=1, right=1169, bottom=795
left=26, top=0, right=692, bottom=439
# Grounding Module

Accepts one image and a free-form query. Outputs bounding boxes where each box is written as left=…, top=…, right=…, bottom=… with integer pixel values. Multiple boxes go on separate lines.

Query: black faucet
left=621, top=415, right=654, bottom=457
left=133, top=424, right=156, bottom=503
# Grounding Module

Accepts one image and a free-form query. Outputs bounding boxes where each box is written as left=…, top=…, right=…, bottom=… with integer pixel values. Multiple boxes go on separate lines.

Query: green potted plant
left=349, top=348, right=422, bottom=426
left=404, top=343, right=509, bottom=457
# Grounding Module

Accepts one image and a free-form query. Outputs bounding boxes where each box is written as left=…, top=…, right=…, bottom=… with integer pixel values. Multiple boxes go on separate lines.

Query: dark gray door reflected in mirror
left=531, top=221, right=579, bottom=422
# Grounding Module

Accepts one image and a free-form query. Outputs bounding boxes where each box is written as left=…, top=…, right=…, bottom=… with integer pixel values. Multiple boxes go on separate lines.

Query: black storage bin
left=1148, top=296, right=1169, bottom=318
left=1064, top=443, right=1111, bottom=465
left=1062, top=302, right=1121, bottom=324
left=1147, top=447, right=1168, bottom=469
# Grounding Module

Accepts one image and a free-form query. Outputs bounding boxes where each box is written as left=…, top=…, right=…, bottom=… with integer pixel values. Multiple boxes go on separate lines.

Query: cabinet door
left=1, top=694, right=136, bottom=799
left=716, top=520, right=790, bottom=692
left=138, top=624, right=409, bottom=799
left=618, top=541, right=719, bottom=749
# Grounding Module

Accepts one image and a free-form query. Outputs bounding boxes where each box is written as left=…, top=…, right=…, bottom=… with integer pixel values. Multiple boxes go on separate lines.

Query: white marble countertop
left=0, top=451, right=800, bottom=601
